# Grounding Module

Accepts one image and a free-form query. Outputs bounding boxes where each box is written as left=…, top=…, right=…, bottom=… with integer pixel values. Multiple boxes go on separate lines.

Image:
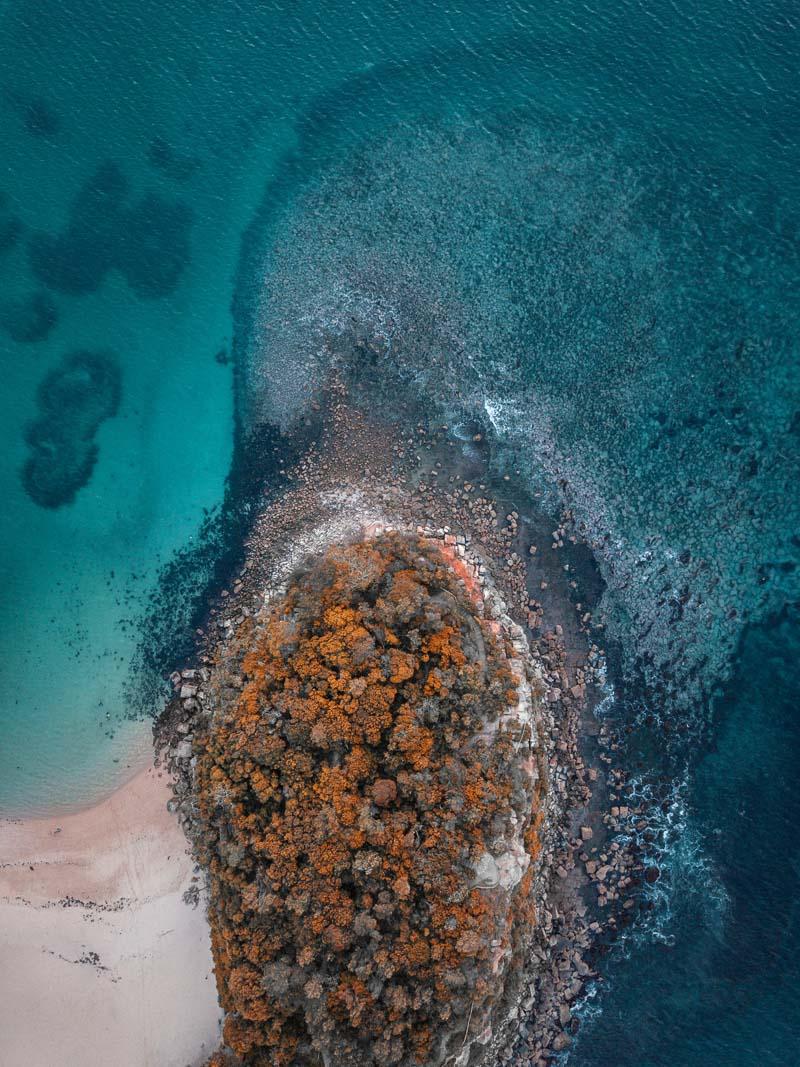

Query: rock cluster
left=20, top=349, right=121, bottom=508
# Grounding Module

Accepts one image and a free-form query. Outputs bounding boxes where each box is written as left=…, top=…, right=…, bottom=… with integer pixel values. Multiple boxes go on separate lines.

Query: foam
left=240, top=117, right=800, bottom=709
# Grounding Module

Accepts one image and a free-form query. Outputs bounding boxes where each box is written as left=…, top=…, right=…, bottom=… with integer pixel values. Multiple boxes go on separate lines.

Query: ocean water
left=2, top=0, right=798, bottom=1061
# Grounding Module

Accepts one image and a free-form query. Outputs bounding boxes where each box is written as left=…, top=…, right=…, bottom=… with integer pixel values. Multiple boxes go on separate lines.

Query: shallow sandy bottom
left=0, top=766, right=221, bottom=1067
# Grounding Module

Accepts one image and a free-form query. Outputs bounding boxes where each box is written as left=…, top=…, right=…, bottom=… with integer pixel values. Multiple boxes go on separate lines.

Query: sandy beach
left=0, top=766, right=221, bottom=1067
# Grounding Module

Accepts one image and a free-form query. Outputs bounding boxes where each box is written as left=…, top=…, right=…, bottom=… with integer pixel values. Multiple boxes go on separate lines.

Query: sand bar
left=0, top=766, right=221, bottom=1067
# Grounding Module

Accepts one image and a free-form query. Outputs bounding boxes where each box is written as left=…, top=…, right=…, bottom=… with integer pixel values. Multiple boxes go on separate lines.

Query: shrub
left=195, top=534, right=541, bottom=1066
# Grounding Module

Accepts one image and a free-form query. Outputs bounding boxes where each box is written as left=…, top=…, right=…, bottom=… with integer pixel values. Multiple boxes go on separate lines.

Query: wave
left=238, top=111, right=799, bottom=713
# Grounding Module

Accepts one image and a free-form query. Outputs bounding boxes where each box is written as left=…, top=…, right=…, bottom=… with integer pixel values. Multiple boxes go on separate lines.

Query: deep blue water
left=1, top=0, right=798, bottom=1061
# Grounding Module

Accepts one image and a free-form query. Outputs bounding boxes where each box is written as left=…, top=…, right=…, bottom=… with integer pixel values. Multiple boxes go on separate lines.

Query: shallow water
left=2, top=0, right=798, bottom=1060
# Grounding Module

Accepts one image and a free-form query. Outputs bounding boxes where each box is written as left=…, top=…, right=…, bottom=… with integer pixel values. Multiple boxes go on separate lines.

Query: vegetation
left=195, top=534, right=542, bottom=1066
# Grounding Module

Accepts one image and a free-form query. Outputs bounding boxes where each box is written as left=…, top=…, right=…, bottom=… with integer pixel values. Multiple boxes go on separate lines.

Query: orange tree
left=194, top=534, right=541, bottom=1066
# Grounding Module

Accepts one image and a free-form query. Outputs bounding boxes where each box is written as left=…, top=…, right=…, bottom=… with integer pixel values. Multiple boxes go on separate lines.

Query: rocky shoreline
left=155, top=383, right=657, bottom=1064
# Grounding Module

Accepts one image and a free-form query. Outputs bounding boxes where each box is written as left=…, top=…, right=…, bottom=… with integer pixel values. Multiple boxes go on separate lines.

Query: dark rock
left=21, top=349, right=122, bottom=508
left=0, top=290, right=57, bottom=343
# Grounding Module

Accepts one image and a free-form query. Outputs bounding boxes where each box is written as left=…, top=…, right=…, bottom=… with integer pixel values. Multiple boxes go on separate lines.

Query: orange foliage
left=194, top=534, right=541, bottom=1067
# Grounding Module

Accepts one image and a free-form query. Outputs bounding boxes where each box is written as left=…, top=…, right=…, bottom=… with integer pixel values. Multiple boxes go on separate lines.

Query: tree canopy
left=195, top=534, right=542, bottom=1066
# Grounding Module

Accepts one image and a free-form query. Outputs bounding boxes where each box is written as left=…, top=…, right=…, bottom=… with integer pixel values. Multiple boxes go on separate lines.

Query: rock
left=394, top=875, right=411, bottom=899
left=456, top=931, right=484, bottom=956
left=497, top=850, right=530, bottom=889
left=175, top=740, right=193, bottom=760
left=180, top=684, right=198, bottom=699
left=559, top=1005, right=572, bottom=1027
left=473, top=852, right=499, bottom=886
left=552, top=1032, right=572, bottom=1051
left=579, top=826, right=593, bottom=841
left=475, top=1024, right=493, bottom=1045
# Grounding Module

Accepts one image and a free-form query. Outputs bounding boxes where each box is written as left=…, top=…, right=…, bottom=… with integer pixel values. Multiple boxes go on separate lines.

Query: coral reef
left=21, top=349, right=121, bottom=508
left=29, top=160, right=192, bottom=299
left=0, top=290, right=57, bottom=343
left=242, top=115, right=800, bottom=711
left=194, top=533, right=545, bottom=1067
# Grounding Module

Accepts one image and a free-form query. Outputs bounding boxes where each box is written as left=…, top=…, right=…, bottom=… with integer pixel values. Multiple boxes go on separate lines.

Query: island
left=155, top=383, right=642, bottom=1066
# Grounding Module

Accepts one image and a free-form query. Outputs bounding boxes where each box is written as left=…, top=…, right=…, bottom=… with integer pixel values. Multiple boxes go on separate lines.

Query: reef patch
left=0, top=290, right=57, bottom=343
left=29, top=161, right=192, bottom=298
left=0, top=217, right=23, bottom=254
left=21, top=349, right=122, bottom=509
left=4, top=89, right=61, bottom=137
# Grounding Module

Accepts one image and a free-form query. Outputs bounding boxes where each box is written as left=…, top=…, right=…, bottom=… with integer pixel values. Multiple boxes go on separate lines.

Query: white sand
left=0, top=766, right=222, bottom=1067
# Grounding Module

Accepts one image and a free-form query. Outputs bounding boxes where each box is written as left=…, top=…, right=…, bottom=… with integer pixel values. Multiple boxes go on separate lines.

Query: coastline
left=0, top=720, right=156, bottom=822
left=0, top=764, right=222, bottom=1067
left=157, top=389, right=645, bottom=1063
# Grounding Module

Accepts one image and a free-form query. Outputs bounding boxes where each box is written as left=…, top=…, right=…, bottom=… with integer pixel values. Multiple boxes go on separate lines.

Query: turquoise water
left=2, top=0, right=799, bottom=1060
left=0, top=0, right=288, bottom=812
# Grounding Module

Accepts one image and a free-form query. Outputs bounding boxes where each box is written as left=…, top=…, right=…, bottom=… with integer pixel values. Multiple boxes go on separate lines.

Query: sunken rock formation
left=194, top=533, right=549, bottom=1067
left=21, top=349, right=121, bottom=509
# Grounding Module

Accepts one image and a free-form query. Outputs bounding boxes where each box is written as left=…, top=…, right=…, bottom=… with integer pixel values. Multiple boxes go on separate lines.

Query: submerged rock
left=21, top=349, right=121, bottom=508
